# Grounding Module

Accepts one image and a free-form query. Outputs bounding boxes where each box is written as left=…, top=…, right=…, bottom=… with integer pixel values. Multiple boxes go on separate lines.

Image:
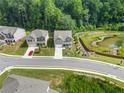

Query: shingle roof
left=0, top=26, right=17, bottom=35
left=54, top=30, right=72, bottom=41
left=30, top=29, right=48, bottom=38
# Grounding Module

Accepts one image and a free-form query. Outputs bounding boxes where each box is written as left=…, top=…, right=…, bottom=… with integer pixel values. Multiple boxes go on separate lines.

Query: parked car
left=28, top=50, right=33, bottom=56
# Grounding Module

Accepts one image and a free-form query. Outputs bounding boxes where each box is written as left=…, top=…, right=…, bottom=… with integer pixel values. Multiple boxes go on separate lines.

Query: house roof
left=29, top=29, right=48, bottom=38
left=54, top=30, right=72, bottom=41
left=0, top=26, right=18, bottom=35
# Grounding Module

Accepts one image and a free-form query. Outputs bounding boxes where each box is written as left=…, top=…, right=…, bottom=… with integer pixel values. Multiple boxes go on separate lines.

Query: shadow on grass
left=20, top=40, right=28, bottom=48
left=47, top=38, right=54, bottom=48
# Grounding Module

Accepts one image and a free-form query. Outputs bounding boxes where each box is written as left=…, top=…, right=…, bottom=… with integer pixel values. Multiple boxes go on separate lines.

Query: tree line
left=0, top=0, right=124, bottom=31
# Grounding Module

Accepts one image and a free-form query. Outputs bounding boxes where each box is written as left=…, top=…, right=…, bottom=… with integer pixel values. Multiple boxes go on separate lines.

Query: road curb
left=64, top=57, right=124, bottom=70
left=0, top=53, right=22, bottom=57
left=0, top=66, right=124, bottom=84
left=0, top=52, right=124, bottom=70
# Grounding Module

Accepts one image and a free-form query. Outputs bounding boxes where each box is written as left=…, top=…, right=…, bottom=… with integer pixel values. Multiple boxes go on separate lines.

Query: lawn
left=0, top=69, right=124, bottom=93
left=34, top=48, right=55, bottom=56
left=63, top=35, right=83, bottom=57
left=0, top=38, right=28, bottom=55
left=33, top=35, right=55, bottom=56
left=89, top=54, right=124, bottom=66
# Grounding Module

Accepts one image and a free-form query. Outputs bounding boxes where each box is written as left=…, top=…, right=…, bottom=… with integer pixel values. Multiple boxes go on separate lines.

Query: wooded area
left=0, top=0, right=124, bottom=31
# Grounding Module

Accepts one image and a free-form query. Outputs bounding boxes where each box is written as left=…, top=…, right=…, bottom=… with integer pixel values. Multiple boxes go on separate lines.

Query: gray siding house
left=0, top=26, right=26, bottom=45
left=54, top=30, right=72, bottom=48
left=26, top=29, right=49, bottom=47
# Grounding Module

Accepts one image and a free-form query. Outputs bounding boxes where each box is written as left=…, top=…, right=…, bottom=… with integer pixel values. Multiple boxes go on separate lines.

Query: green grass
left=33, top=37, right=55, bottom=56
left=98, top=34, right=124, bottom=47
left=1, top=69, right=124, bottom=93
left=80, top=31, right=124, bottom=52
left=47, top=37, right=54, bottom=48
left=34, top=48, right=55, bottom=56
left=63, top=35, right=82, bottom=57
left=0, top=71, right=9, bottom=88
left=0, top=38, right=27, bottom=55
left=78, top=31, right=124, bottom=66
left=89, top=54, right=124, bottom=66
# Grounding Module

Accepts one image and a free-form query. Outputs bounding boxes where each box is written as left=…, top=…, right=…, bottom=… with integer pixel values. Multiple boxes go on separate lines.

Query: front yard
left=63, top=34, right=83, bottom=57
left=34, top=48, right=55, bottom=56
left=0, top=38, right=27, bottom=55
left=33, top=33, right=55, bottom=56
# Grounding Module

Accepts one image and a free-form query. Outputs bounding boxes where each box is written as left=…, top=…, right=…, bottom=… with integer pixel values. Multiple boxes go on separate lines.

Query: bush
left=118, top=47, right=124, bottom=57
left=103, top=23, right=124, bottom=31
left=85, top=25, right=96, bottom=31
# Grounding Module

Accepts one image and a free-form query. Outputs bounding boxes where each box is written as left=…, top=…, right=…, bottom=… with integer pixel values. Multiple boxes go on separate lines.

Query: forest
left=0, top=0, right=124, bottom=31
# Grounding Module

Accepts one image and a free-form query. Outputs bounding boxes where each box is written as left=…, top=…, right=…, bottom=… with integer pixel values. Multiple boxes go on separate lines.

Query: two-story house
left=54, top=30, right=72, bottom=48
left=0, top=26, right=26, bottom=45
left=26, top=29, right=49, bottom=47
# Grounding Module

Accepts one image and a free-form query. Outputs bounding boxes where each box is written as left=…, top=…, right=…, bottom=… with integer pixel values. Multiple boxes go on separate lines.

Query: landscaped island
left=0, top=69, right=124, bottom=93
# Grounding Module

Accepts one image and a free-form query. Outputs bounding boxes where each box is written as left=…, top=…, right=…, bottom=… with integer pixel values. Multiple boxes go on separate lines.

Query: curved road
left=0, top=55, right=124, bottom=81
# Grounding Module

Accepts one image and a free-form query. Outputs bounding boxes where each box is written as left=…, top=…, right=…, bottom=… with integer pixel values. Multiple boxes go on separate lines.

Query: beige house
left=0, top=26, right=26, bottom=45
left=54, top=30, right=72, bottom=48
left=26, top=29, right=49, bottom=47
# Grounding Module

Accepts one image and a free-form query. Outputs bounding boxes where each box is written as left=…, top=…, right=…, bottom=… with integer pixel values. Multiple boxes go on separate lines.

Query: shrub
left=118, top=47, right=124, bottom=57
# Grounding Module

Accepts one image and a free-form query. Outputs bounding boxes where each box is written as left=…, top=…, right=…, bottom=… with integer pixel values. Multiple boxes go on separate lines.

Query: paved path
left=0, top=55, right=124, bottom=81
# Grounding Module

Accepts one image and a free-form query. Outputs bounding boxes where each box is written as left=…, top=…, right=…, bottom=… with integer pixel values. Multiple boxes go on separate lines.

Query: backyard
left=0, top=69, right=124, bottom=93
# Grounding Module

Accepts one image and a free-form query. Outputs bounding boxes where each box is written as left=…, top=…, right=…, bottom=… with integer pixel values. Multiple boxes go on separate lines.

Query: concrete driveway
left=54, top=45, right=62, bottom=59
left=23, top=47, right=37, bottom=58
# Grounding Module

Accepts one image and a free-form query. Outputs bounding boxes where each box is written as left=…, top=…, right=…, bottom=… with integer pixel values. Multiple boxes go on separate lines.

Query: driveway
left=23, top=47, right=37, bottom=58
left=54, top=45, right=62, bottom=59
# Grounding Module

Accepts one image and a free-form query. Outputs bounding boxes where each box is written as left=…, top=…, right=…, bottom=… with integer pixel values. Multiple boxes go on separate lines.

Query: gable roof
left=54, top=30, right=72, bottom=41
left=0, top=26, right=18, bottom=35
left=29, top=29, right=48, bottom=38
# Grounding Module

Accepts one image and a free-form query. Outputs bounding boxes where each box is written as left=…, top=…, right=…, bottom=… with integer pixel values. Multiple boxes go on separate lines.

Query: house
left=26, top=29, right=49, bottom=47
left=54, top=30, right=72, bottom=48
left=0, top=26, right=26, bottom=45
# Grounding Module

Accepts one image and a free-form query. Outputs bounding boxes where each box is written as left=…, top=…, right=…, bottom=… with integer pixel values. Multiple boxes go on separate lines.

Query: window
left=28, top=39, right=32, bottom=42
left=65, top=37, right=71, bottom=42
left=37, top=36, right=45, bottom=42
left=55, top=38, right=63, bottom=44
left=6, top=33, right=13, bottom=38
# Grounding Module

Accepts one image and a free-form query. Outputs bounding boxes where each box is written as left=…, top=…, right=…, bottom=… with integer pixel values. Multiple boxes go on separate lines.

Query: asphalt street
left=0, top=55, right=124, bottom=81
